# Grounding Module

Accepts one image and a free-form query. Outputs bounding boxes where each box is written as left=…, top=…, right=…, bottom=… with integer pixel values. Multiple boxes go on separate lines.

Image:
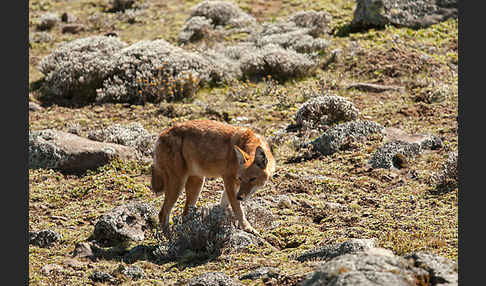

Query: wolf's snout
left=237, top=194, right=243, bottom=201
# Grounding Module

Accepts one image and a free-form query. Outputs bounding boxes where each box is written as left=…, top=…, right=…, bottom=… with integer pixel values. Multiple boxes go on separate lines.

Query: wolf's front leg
left=222, top=176, right=259, bottom=236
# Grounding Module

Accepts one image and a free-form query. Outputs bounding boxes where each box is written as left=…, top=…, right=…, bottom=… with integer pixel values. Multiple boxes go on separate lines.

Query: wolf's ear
left=234, top=145, right=248, bottom=167
left=254, top=146, right=268, bottom=169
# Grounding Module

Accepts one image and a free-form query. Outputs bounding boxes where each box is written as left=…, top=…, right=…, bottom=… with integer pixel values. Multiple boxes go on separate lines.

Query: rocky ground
left=29, top=0, right=458, bottom=285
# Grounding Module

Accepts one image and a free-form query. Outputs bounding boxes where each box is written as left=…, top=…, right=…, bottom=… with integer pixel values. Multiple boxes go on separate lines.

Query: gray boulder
left=369, top=129, right=442, bottom=169
left=404, top=252, right=458, bottom=285
left=29, top=129, right=137, bottom=173
left=352, top=0, right=458, bottom=29
left=92, top=201, right=157, bottom=247
left=87, top=122, right=157, bottom=159
left=295, top=238, right=376, bottom=262
left=29, top=229, right=61, bottom=248
left=299, top=251, right=428, bottom=286
left=185, top=272, right=242, bottom=286
left=311, top=120, right=384, bottom=155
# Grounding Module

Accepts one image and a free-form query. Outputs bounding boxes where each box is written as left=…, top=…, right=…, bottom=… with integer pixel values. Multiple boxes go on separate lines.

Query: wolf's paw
left=241, top=222, right=259, bottom=236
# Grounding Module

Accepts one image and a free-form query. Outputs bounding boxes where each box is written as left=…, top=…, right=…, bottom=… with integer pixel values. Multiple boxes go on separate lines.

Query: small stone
left=89, top=271, right=115, bottom=283
left=63, top=258, right=86, bottom=270
left=37, top=13, right=59, bottom=31
left=30, top=230, right=61, bottom=248
left=114, top=264, right=146, bottom=280
left=41, top=264, right=63, bottom=275
left=62, top=24, right=85, bottom=34
left=29, top=102, right=43, bottom=111
left=185, top=271, right=242, bottom=286
left=295, top=238, right=376, bottom=262
left=278, top=195, right=292, bottom=208
left=72, top=242, right=94, bottom=259
left=239, top=267, right=280, bottom=280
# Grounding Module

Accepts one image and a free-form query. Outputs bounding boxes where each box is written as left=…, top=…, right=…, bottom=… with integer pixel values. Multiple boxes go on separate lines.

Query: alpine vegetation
left=96, top=39, right=216, bottom=104
left=178, top=16, right=214, bottom=43
left=189, top=0, right=255, bottom=28
left=38, top=36, right=128, bottom=102
left=249, top=10, right=331, bottom=54
left=238, top=44, right=319, bottom=82
left=295, top=95, right=360, bottom=130
left=164, top=205, right=234, bottom=260
left=179, top=0, right=256, bottom=43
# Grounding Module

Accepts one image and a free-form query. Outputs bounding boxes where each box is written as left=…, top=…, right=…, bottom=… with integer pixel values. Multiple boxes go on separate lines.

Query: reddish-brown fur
left=151, top=120, right=276, bottom=235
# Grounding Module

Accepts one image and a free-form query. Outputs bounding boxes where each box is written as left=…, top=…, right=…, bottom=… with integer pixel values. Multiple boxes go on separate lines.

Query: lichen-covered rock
left=29, top=230, right=61, bottom=248
left=404, top=252, right=458, bottom=285
left=29, top=32, right=54, bottom=44
left=239, top=44, right=318, bottom=82
left=295, top=95, right=360, bottom=129
left=114, top=264, right=146, bottom=280
left=72, top=242, right=94, bottom=259
left=92, top=201, right=157, bottom=247
left=29, top=129, right=137, bottom=172
left=87, top=123, right=157, bottom=159
left=37, top=12, right=59, bottom=31
left=299, top=251, right=429, bottom=286
left=352, top=0, right=458, bottom=29
left=38, top=36, right=128, bottom=101
left=89, top=271, right=116, bottom=283
left=185, top=272, right=242, bottom=286
left=310, top=121, right=383, bottom=156
left=432, top=151, right=458, bottom=193
left=368, top=134, right=443, bottom=169
left=295, top=238, right=376, bottom=262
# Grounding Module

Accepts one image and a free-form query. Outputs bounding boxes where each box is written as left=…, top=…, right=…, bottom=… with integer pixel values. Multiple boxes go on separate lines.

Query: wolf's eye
left=249, top=177, right=256, bottom=182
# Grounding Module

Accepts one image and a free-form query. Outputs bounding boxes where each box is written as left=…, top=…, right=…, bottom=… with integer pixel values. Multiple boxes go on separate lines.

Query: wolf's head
left=234, top=143, right=275, bottom=201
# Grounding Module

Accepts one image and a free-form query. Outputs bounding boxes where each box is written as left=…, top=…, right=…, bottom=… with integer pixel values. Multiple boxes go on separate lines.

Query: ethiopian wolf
left=151, top=119, right=276, bottom=235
